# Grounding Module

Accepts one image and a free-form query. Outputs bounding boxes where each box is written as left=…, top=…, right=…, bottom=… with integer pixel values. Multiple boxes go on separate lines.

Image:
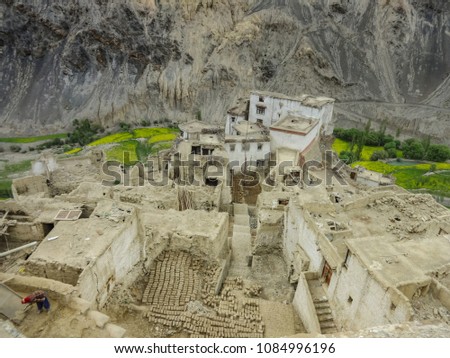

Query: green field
left=105, top=141, right=139, bottom=165
left=88, top=127, right=179, bottom=146
left=0, top=160, right=32, bottom=179
left=0, top=180, right=12, bottom=200
left=99, top=127, right=179, bottom=164
left=148, top=133, right=178, bottom=144
left=64, top=147, right=82, bottom=155
left=0, top=133, right=67, bottom=143
left=0, top=160, right=32, bottom=199
left=352, top=161, right=450, bottom=195
left=332, top=138, right=402, bottom=161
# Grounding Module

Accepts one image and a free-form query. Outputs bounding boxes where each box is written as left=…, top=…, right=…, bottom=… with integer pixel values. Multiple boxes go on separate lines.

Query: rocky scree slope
left=0, top=0, right=449, bottom=142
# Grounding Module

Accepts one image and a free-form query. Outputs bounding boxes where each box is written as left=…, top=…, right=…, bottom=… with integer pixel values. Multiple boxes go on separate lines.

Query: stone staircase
left=228, top=203, right=252, bottom=278
left=313, top=298, right=338, bottom=334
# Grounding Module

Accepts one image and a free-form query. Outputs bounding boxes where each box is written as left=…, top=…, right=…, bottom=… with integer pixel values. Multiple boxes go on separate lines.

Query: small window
left=257, top=143, right=263, bottom=151
left=242, top=143, right=250, bottom=151
left=256, top=106, right=265, bottom=115
left=347, top=296, right=353, bottom=304
left=231, top=116, right=236, bottom=123
left=259, top=96, right=264, bottom=102
left=230, top=144, right=236, bottom=152
left=390, top=303, right=397, bottom=311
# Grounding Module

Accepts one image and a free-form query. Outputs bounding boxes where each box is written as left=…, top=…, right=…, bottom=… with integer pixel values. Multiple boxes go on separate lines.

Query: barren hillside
left=0, top=0, right=449, bottom=142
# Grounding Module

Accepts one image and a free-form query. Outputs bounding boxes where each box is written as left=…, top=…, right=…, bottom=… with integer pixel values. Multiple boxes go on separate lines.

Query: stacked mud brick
left=143, top=251, right=265, bottom=338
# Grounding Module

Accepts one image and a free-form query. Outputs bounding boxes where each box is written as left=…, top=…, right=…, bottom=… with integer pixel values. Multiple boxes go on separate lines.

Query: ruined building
left=0, top=91, right=449, bottom=338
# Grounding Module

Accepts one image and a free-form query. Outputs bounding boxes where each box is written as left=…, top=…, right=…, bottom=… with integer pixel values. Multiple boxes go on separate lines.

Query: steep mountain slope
left=0, top=0, right=449, bottom=142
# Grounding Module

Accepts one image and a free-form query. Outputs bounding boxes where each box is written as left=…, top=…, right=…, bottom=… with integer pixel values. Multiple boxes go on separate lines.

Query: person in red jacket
left=21, top=290, right=50, bottom=313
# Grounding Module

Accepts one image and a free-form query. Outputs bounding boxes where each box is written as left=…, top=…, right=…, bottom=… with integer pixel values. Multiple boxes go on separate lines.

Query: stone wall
left=292, top=273, right=321, bottom=334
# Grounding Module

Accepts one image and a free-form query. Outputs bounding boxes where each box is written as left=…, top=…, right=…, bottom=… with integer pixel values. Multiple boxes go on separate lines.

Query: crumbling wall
left=24, top=261, right=82, bottom=286
left=343, top=192, right=395, bottom=211
left=141, top=209, right=229, bottom=265
left=292, top=272, right=321, bottom=334
left=430, top=279, right=450, bottom=311
left=78, top=214, right=141, bottom=306
left=254, top=209, right=285, bottom=255
left=330, top=251, right=412, bottom=331
left=110, top=216, right=141, bottom=279
left=284, top=202, right=324, bottom=272
left=0, top=272, right=77, bottom=304
left=12, top=176, right=49, bottom=199
left=397, top=279, right=432, bottom=300
left=7, top=222, right=45, bottom=242
left=78, top=248, right=116, bottom=305
left=66, top=182, right=113, bottom=202
left=49, top=155, right=101, bottom=195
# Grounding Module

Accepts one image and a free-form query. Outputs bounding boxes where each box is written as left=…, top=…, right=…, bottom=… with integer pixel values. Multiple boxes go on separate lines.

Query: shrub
left=339, top=150, right=356, bottom=164
left=119, top=122, right=131, bottom=131
left=51, top=137, right=62, bottom=146
left=370, top=150, right=389, bottom=161
left=10, top=145, right=21, bottom=152
left=69, top=119, right=103, bottom=146
left=384, top=141, right=397, bottom=150
left=386, top=148, right=397, bottom=158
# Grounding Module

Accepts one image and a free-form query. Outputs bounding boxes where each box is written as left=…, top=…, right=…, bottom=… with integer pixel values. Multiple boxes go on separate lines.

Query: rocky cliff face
left=0, top=0, right=449, bottom=142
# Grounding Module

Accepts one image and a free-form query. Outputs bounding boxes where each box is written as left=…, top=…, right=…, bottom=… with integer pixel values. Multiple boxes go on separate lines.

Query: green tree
left=378, top=119, right=387, bottom=146
left=354, top=119, right=371, bottom=161
left=68, top=119, right=103, bottom=146
left=422, top=135, right=431, bottom=156
left=370, top=150, right=389, bottom=161
left=384, top=141, right=397, bottom=150
left=339, top=150, right=356, bottom=164
left=386, top=148, right=397, bottom=158
left=403, top=139, right=425, bottom=160
left=425, top=144, right=450, bottom=162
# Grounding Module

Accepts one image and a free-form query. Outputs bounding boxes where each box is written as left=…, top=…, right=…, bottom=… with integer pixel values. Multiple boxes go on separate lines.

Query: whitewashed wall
left=225, top=113, right=246, bottom=135
left=224, top=141, right=270, bottom=170
left=330, top=251, right=412, bottom=331
left=284, top=203, right=324, bottom=272
left=270, top=123, right=320, bottom=155
left=248, top=93, right=331, bottom=127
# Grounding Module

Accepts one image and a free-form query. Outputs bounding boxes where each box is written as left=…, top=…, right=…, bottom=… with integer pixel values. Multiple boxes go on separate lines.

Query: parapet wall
left=12, top=176, right=49, bottom=199
left=430, top=279, right=450, bottom=311
left=292, top=273, right=321, bottom=334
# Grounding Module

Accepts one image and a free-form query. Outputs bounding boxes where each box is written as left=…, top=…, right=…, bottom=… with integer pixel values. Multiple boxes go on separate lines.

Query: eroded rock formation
left=0, top=0, right=449, bottom=141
